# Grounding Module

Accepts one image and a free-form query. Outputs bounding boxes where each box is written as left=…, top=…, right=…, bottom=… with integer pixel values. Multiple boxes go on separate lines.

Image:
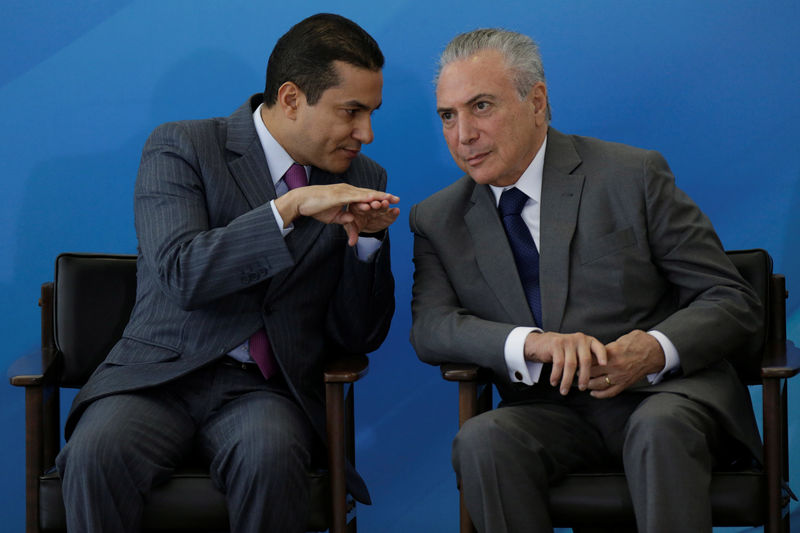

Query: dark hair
left=263, top=13, right=384, bottom=107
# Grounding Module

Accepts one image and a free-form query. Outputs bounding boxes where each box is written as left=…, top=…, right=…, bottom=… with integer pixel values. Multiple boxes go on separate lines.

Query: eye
left=440, top=111, right=454, bottom=124
left=475, top=101, right=491, bottom=112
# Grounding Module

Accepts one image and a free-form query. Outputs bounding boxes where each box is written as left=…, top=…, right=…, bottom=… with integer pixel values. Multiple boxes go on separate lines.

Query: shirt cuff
left=504, top=326, right=544, bottom=385
left=354, top=236, right=382, bottom=262
left=270, top=200, right=293, bottom=237
left=646, top=330, right=680, bottom=384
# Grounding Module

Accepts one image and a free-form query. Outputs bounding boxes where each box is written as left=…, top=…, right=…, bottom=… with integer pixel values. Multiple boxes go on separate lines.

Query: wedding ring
left=604, top=375, right=612, bottom=386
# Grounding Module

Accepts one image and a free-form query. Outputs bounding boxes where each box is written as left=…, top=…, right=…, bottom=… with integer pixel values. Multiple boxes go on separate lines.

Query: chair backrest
left=725, top=248, right=773, bottom=385
left=52, top=253, right=138, bottom=388
left=47, top=249, right=774, bottom=388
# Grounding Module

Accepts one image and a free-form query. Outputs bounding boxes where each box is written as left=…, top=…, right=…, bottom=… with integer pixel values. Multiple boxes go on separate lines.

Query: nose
left=352, top=114, right=374, bottom=145
left=457, top=115, right=478, bottom=145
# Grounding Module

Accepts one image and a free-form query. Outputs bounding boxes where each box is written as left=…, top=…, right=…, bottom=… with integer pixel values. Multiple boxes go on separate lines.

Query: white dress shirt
left=490, top=136, right=679, bottom=386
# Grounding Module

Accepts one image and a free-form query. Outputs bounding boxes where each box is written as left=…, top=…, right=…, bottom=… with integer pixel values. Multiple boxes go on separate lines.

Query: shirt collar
left=489, top=135, right=547, bottom=207
left=252, top=103, right=308, bottom=186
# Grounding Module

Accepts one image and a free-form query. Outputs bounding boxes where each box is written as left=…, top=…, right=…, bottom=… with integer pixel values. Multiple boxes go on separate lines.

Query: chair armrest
left=9, top=374, right=45, bottom=387
left=8, top=349, right=52, bottom=387
left=441, top=363, right=483, bottom=382
left=324, top=353, right=368, bottom=383
left=761, top=341, right=800, bottom=380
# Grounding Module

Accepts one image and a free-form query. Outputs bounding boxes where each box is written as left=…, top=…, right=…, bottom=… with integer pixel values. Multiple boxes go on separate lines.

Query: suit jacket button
left=514, top=371, right=523, bottom=381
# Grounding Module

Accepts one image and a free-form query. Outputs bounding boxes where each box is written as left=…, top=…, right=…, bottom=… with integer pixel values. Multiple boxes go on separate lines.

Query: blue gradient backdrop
left=3, top=1, right=798, bottom=531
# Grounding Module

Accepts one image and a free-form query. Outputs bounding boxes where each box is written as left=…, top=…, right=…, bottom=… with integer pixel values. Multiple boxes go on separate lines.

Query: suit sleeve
left=409, top=203, right=517, bottom=379
left=642, top=151, right=763, bottom=375
left=134, top=121, right=295, bottom=310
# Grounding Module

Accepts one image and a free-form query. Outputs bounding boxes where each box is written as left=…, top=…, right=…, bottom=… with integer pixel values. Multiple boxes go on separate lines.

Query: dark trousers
left=56, top=359, right=315, bottom=533
left=452, top=383, right=725, bottom=533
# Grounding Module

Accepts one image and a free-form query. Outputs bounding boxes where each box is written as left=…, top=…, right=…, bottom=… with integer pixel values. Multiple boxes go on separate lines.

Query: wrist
left=274, top=190, right=299, bottom=228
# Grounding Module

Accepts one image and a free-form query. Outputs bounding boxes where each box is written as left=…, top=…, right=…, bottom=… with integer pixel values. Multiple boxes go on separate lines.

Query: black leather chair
left=440, top=249, right=800, bottom=532
left=10, top=252, right=365, bottom=532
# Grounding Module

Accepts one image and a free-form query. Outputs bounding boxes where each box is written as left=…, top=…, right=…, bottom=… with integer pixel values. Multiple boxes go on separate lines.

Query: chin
left=468, top=171, right=500, bottom=186
left=324, top=162, right=352, bottom=175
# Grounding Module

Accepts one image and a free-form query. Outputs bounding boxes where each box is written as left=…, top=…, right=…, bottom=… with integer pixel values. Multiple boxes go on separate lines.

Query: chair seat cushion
left=549, top=470, right=766, bottom=527
left=39, top=467, right=331, bottom=532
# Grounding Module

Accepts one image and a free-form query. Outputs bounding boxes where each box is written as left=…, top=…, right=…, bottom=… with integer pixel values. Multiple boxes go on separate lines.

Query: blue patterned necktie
left=498, top=187, right=542, bottom=327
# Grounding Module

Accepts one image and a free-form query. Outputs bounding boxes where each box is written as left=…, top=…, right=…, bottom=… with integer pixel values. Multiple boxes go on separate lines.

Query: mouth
left=339, top=147, right=361, bottom=159
left=464, top=151, right=490, bottom=167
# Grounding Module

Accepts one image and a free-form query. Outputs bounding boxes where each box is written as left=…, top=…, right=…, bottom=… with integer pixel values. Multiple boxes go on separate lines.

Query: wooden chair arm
left=8, top=348, right=59, bottom=387
left=441, top=363, right=482, bottom=382
left=9, top=374, right=45, bottom=387
left=761, top=340, right=800, bottom=380
left=324, top=353, right=368, bottom=383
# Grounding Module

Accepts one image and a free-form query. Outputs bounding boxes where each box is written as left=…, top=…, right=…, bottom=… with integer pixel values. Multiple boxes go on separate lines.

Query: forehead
left=318, top=61, right=383, bottom=108
left=436, top=49, right=514, bottom=106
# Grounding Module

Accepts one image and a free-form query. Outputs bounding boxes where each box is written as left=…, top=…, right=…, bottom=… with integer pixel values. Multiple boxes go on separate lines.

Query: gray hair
left=437, top=28, right=551, bottom=120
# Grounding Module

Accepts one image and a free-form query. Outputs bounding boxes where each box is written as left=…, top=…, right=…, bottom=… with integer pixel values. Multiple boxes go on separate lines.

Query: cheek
left=443, top=128, right=458, bottom=150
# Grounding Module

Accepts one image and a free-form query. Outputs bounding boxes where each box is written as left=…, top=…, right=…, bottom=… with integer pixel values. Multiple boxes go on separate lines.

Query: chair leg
left=326, top=382, right=347, bottom=533
left=24, top=384, right=44, bottom=533
left=457, top=381, right=479, bottom=533
left=763, top=377, right=783, bottom=533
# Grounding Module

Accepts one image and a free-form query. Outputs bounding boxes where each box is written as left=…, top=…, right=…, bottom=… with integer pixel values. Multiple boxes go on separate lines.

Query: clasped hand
left=523, top=329, right=666, bottom=398
left=274, top=183, right=400, bottom=246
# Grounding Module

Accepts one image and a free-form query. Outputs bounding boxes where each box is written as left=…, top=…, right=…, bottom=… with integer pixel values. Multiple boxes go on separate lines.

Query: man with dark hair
left=410, top=28, right=762, bottom=532
left=56, top=13, right=398, bottom=533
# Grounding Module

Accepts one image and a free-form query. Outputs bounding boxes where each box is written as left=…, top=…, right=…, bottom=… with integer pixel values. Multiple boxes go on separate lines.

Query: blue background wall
left=3, top=1, right=798, bottom=531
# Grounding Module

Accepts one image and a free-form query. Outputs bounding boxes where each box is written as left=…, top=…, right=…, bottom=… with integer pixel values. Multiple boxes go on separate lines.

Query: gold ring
left=604, top=375, right=612, bottom=386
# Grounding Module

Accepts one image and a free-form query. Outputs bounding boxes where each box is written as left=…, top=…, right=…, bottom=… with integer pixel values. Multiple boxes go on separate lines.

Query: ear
left=276, top=81, right=305, bottom=120
left=529, top=82, right=548, bottom=126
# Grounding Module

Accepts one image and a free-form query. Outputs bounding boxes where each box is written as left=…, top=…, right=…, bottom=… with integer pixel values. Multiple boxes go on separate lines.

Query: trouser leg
left=622, top=393, right=723, bottom=533
left=452, top=401, right=610, bottom=533
left=56, top=391, right=195, bottom=533
left=197, top=367, right=315, bottom=533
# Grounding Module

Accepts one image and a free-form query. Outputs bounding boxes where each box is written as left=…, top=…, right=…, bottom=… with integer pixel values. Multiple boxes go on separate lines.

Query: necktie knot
left=499, top=187, right=529, bottom=217
left=284, top=163, right=308, bottom=190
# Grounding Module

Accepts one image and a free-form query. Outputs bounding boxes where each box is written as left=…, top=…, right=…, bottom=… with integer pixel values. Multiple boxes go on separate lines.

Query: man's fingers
left=592, top=338, right=608, bottom=366
left=591, top=383, right=622, bottom=399
left=576, top=342, right=594, bottom=390
left=560, top=345, right=578, bottom=395
left=343, top=222, right=360, bottom=247
left=550, top=351, right=564, bottom=388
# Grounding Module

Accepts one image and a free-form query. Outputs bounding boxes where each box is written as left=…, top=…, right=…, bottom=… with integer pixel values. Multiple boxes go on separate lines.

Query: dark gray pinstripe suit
left=58, top=94, right=394, bottom=530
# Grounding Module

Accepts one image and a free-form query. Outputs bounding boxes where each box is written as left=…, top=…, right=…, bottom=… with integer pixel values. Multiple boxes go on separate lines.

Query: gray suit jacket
left=409, top=127, right=762, bottom=460
left=65, top=95, right=395, bottom=502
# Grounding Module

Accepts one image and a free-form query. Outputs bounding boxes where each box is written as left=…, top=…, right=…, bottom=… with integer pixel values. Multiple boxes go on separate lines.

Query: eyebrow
left=344, top=99, right=382, bottom=111
left=437, top=92, right=495, bottom=114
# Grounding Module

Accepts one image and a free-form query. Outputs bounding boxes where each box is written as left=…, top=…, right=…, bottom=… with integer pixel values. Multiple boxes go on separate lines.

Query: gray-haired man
left=410, top=28, right=762, bottom=532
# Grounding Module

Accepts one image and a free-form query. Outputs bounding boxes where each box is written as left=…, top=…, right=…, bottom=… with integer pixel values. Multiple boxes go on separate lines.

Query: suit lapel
left=539, top=129, right=585, bottom=332
left=224, top=96, right=344, bottom=295
left=226, top=95, right=277, bottom=210
left=465, top=183, right=535, bottom=325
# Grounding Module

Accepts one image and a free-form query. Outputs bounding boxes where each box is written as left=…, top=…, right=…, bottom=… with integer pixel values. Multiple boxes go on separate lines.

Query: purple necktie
left=283, top=162, right=308, bottom=190
left=249, top=163, right=307, bottom=380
